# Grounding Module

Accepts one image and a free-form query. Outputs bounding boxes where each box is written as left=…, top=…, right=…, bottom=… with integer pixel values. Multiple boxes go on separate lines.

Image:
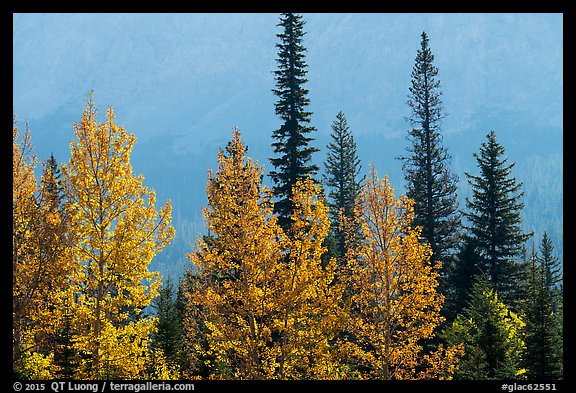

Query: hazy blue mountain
left=13, top=13, right=563, bottom=280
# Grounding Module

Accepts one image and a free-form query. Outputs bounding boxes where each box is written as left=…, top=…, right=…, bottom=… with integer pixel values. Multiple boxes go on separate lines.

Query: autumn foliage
left=13, top=97, right=175, bottom=379
left=14, top=112, right=468, bottom=379
left=179, top=131, right=462, bottom=380
left=182, top=130, right=345, bottom=379
left=341, top=165, right=463, bottom=379
left=183, top=129, right=283, bottom=379
left=24, top=94, right=569, bottom=382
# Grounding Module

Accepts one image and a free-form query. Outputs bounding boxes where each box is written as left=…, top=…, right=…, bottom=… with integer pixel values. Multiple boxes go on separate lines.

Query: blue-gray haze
left=13, top=13, right=563, bottom=280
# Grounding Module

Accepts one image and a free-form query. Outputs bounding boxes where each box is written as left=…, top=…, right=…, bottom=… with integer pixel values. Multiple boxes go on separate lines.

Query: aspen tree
left=273, top=177, right=346, bottom=379
left=184, top=131, right=345, bottom=379
left=343, top=164, right=462, bottom=379
left=13, top=120, right=74, bottom=378
left=61, top=96, right=174, bottom=379
left=13, top=118, right=41, bottom=375
left=185, top=129, right=283, bottom=379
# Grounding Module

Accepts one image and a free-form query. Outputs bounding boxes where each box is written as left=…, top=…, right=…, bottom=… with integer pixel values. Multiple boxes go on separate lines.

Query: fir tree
left=463, top=130, right=532, bottom=304
left=538, top=232, right=562, bottom=303
left=42, top=153, right=64, bottom=207
left=522, top=246, right=562, bottom=379
left=152, top=278, right=184, bottom=372
left=269, top=13, right=318, bottom=230
left=444, top=235, right=483, bottom=320
left=323, top=111, right=363, bottom=262
left=52, top=304, right=79, bottom=379
left=443, top=275, right=526, bottom=380
left=399, top=31, right=461, bottom=274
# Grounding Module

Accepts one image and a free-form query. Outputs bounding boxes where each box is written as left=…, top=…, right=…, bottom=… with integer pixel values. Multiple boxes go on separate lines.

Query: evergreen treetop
left=400, top=31, right=461, bottom=269
left=464, top=130, right=532, bottom=301
left=323, top=111, right=363, bottom=261
left=269, top=13, right=318, bottom=230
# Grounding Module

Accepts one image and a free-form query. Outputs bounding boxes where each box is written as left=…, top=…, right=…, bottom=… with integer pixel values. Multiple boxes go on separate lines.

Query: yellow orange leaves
left=342, top=164, right=461, bottom=379
left=61, top=95, right=174, bottom=378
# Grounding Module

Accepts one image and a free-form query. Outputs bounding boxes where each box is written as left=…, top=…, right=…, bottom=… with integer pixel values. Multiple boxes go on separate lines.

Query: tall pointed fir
left=150, top=278, right=184, bottom=378
left=269, top=13, right=319, bottom=230
left=463, top=130, right=532, bottom=306
left=43, top=153, right=64, bottom=207
left=323, top=111, right=363, bottom=262
left=444, top=235, right=483, bottom=320
left=399, top=31, right=461, bottom=276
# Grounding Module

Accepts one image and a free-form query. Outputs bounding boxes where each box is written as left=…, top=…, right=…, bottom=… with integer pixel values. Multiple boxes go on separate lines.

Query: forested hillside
left=13, top=13, right=563, bottom=381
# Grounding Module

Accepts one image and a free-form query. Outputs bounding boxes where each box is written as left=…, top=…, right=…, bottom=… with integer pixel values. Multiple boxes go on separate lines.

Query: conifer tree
left=443, top=275, right=526, bottom=380
left=269, top=13, right=318, bottom=230
left=399, top=31, right=461, bottom=274
left=444, top=236, right=483, bottom=320
left=151, top=278, right=184, bottom=376
left=463, top=130, right=532, bottom=304
left=522, top=242, right=562, bottom=379
left=43, top=153, right=64, bottom=206
left=538, top=232, right=562, bottom=303
left=52, top=304, right=79, bottom=379
left=323, top=111, right=363, bottom=262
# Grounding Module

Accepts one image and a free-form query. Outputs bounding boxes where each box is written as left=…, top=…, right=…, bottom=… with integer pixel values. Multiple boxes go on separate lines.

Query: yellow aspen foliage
left=61, top=95, right=175, bottom=379
left=95, top=318, right=156, bottom=379
left=13, top=118, right=39, bottom=373
left=20, top=348, right=57, bottom=380
left=272, top=177, right=347, bottom=379
left=342, top=164, right=463, bottom=379
left=184, top=131, right=345, bottom=380
left=146, top=348, right=181, bottom=380
left=185, top=129, right=283, bottom=379
left=13, top=119, right=75, bottom=378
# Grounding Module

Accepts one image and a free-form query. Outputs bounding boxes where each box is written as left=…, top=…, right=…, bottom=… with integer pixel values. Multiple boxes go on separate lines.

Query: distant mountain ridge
left=13, top=13, right=563, bottom=279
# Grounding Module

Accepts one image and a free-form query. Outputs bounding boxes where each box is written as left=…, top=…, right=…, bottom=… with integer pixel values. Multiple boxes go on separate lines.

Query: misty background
left=12, top=13, right=563, bottom=280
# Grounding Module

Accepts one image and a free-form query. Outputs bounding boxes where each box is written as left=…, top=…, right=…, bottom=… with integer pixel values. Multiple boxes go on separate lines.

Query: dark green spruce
left=463, top=130, right=532, bottom=305
left=42, top=153, right=64, bottom=207
left=522, top=237, right=562, bottom=379
left=399, top=31, right=461, bottom=277
left=151, top=278, right=184, bottom=371
left=323, top=111, right=363, bottom=263
left=538, top=231, right=562, bottom=303
left=444, top=235, right=483, bottom=320
left=269, top=13, right=318, bottom=230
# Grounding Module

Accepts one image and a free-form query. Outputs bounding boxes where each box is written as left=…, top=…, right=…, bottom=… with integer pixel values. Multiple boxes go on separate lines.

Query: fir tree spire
left=323, top=111, right=363, bottom=261
left=269, top=13, right=318, bottom=230
left=399, top=31, right=461, bottom=274
left=464, top=130, right=532, bottom=303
